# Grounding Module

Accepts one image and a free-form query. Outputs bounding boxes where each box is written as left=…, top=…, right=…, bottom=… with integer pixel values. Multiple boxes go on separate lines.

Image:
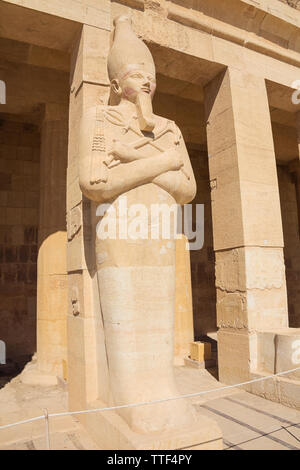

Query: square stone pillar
left=36, top=104, right=69, bottom=378
left=204, top=69, right=289, bottom=384
left=21, top=104, right=69, bottom=386
left=174, top=236, right=194, bottom=365
left=67, top=23, right=111, bottom=411
left=66, top=18, right=223, bottom=451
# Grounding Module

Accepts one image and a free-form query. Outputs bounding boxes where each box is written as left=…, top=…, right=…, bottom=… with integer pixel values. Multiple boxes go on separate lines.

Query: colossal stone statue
left=79, top=15, right=197, bottom=435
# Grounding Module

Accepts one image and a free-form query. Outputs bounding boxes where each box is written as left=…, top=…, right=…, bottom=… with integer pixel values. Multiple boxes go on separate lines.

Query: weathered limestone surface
left=204, top=68, right=289, bottom=384
left=248, top=328, right=300, bottom=408
left=278, top=0, right=300, bottom=10
left=2, top=0, right=300, bottom=445
left=257, top=329, right=300, bottom=378
left=152, top=94, right=216, bottom=337
left=1, top=0, right=111, bottom=31
left=36, top=106, right=69, bottom=378
left=174, top=236, right=194, bottom=365
left=67, top=23, right=111, bottom=412
left=75, top=14, right=222, bottom=448
left=188, top=149, right=216, bottom=337
left=21, top=107, right=69, bottom=385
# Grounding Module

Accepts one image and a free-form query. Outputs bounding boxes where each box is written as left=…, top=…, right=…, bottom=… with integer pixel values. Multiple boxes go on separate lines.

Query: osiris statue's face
left=113, top=68, right=156, bottom=103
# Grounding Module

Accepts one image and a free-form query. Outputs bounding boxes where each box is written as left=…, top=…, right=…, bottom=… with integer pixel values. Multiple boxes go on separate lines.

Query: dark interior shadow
left=195, top=334, right=219, bottom=381
left=0, top=354, right=33, bottom=390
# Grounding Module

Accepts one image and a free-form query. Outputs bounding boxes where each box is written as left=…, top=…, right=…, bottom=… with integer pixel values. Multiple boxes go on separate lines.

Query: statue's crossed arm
left=109, top=131, right=190, bottom=181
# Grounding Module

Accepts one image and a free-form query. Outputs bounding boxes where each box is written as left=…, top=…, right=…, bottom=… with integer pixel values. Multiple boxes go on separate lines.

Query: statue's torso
left=101, top=105, right=180, bottom=204
left=95, top=105, right=179, bottom=268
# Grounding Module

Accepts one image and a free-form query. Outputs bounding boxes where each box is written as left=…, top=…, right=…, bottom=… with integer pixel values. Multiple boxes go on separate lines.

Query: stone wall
left=278, top=165, right=300, bottom=328
left=189, top=148, right=217, bottom=337
left=278, top=0, right=300, bottom=10
left=153, top=91, right=217, bottom=337
left=0, top=115, right=40, bottom=360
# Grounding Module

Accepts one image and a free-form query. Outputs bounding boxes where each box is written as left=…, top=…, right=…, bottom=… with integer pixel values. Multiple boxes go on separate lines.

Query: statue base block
left=20, top=362, right=58, bottom=387
left=77, top=399, right=223, bottom=450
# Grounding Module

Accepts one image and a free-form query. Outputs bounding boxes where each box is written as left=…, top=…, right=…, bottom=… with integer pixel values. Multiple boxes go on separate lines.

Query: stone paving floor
left=175, top=366, right=300, bottom=451
left=0, top=366, right=299, bottom=450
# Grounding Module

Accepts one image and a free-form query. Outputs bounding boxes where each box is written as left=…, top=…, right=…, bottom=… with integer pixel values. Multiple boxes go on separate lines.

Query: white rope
left=0, top=415, right=44, bottom=430
left=0, top=366, right=299, bottom=431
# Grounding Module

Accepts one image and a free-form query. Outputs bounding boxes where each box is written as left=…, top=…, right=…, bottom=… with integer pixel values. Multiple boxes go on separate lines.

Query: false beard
left=136, top=92, right=155, bottom=132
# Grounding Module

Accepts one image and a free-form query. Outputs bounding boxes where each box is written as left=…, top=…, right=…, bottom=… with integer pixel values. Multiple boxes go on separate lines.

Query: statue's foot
left=125, top=397, right=197, bottom=434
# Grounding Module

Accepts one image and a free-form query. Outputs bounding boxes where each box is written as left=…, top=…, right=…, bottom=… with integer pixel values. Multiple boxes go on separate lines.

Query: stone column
left=174, top=236, right=194, bottom=365
left=288, top=164, right=300, bottom=240
left=21, top=104, right=69, bottom=385
left=67, top=24, right=111, bottom=411
left=36, top=104, right=69, bottom=379
left=204, top=69, right=289, bottom=384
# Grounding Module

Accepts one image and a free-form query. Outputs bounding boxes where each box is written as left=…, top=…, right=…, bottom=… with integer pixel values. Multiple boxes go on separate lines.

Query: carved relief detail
left=67, top=205, right=82, bottom=241
left=70, top=285, right=80, bottom=316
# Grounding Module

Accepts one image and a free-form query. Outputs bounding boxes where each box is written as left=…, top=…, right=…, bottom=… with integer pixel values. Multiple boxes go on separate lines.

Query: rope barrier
left=0, top=365, right=299, bottom=449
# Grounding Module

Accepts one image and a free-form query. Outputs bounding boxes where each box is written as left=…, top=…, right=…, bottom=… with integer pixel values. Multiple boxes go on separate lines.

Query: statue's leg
left=97, top=245, right=197, bottom=434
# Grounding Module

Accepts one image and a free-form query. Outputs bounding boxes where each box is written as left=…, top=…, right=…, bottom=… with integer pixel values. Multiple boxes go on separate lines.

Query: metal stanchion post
left=43, top=408, right=50, bottom=450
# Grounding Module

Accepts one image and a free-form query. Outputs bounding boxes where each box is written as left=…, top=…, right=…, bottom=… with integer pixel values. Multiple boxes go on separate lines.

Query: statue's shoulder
left=154, top=115, right=182, bottom=138
left=167, top=118, right=182, bottom=135
left=103, top=105, right=128, bottom=126
left=83, top=103, right=109, bottom=117
left=88, top=104, right=129, bottom=128
left=83, top=104, right=127, bottom=127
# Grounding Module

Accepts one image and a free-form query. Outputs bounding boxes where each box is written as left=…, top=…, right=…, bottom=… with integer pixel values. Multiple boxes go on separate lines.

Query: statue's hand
left=110, top=140, right=137, bottom=163
left=163, top=149, right=184, bottom=172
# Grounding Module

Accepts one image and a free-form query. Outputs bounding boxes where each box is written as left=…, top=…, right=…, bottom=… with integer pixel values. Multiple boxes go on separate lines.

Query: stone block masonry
left=0, top=115, right=40, bottom=361
left=278, top=165, right=300, bottom=328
